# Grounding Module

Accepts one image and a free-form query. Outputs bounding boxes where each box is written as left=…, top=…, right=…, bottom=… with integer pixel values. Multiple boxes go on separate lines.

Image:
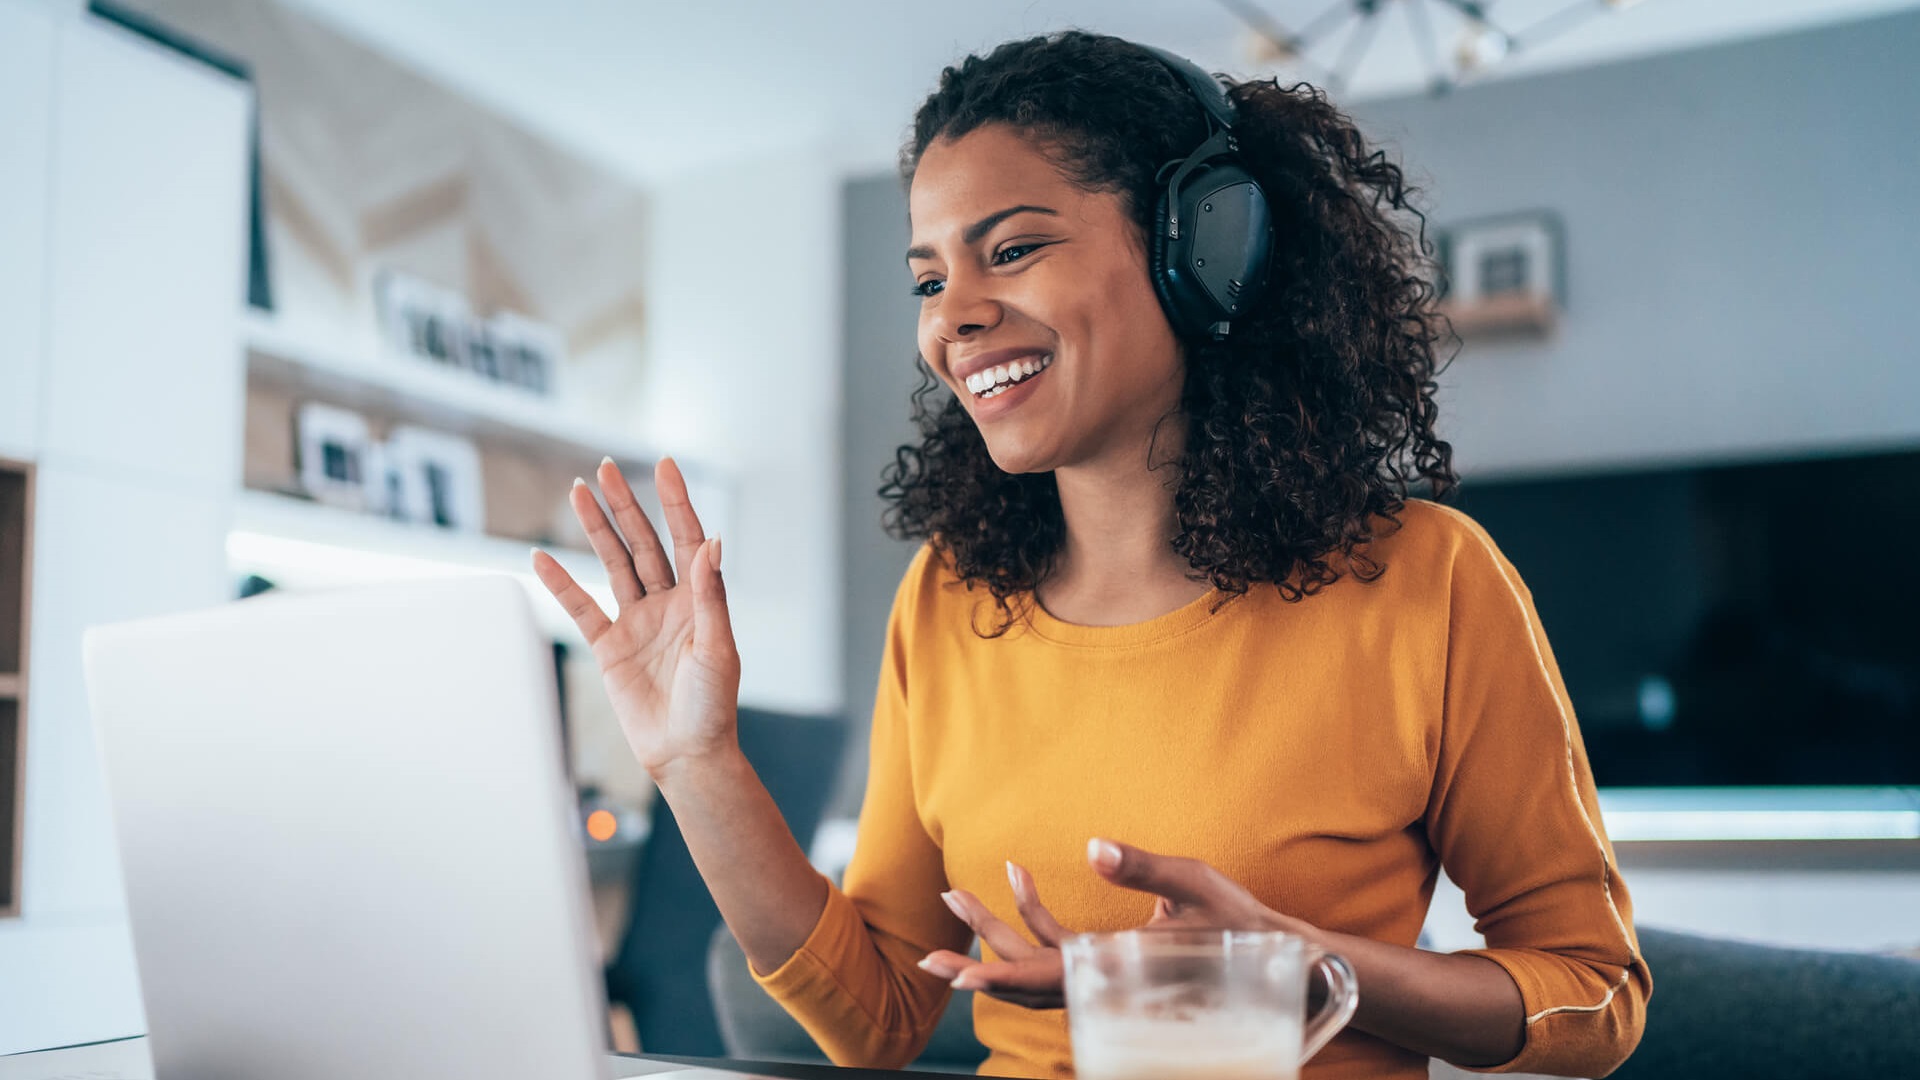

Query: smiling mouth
left=965, top=354, right=1053, bottom=399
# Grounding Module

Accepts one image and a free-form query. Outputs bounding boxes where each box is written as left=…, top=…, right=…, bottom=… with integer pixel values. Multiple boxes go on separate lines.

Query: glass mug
left=1062, top=929, right=1359, bottom=1080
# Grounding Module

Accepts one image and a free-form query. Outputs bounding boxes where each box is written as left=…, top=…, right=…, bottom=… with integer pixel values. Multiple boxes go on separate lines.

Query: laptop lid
left=84, top=577, right=609, bottom=1080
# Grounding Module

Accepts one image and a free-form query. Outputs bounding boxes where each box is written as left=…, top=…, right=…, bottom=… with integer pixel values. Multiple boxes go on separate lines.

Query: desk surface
left=0, top=1037, right=966, bottom=1080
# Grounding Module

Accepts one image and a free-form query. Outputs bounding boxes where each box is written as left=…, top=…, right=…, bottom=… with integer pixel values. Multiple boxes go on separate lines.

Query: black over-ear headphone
left=1140, top=46, right=1275, bottom=343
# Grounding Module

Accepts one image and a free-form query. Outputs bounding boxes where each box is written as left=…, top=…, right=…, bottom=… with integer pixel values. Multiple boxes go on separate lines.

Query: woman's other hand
left=918, top=861, right=1074, bottom=1009
left=531, top=457, right=739, bottom=779
left=917, top=839, right=1306, bottom=1010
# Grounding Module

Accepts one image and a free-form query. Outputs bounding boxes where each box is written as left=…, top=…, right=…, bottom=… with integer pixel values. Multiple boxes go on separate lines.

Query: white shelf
left=242, top=309, right=654, bottom=467
left=229, top=489, right=616, bottom=644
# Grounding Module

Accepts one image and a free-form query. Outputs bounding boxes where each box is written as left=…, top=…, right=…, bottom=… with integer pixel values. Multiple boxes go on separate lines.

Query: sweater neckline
left=1022, top=583, right=1233, bottom=648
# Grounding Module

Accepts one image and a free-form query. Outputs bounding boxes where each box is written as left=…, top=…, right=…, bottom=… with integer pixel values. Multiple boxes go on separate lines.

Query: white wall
left=0, top=0, right=55, bottom=461
left=0, top=4, right=251, bottom=1054
left=641, top=146, right=845, bottom=716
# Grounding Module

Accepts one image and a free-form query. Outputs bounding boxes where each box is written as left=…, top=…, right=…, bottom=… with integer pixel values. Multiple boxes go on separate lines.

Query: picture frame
left=294, top=402, right=377, bottom=511
left=374, top=270, right=470, bottom=370
left=479, top=310, right=564, bottom=397
left=374, top=269, right=564, bottom=398
left=1434, top=211, right=1565, bottom=338
left=384, top=426, right=486, bottom=533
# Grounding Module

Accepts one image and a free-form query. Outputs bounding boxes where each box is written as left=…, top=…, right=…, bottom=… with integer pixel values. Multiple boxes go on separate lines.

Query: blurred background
left=1, top=0, right=1916, bottom=1064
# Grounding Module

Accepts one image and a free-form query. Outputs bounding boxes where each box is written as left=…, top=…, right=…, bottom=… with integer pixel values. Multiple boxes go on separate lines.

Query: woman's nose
left=929, top=272, right=1003, bottom=342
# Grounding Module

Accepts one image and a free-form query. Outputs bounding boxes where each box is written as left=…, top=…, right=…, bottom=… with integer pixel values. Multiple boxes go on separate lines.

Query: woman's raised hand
left=530, top=457, right=739, bottom=778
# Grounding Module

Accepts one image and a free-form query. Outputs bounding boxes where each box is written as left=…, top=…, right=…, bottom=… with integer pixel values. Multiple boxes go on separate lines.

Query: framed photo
left=295, top=402, right=376, bottom=511
left=480, top=310, right=564, bottom=397
left=374, top=270, right=471, bottom=369
left=384, top=426, right=486, bottom=533
left=1435, top=211, right=1564, bottom=338
left=374, top=269, right=563, bottom=398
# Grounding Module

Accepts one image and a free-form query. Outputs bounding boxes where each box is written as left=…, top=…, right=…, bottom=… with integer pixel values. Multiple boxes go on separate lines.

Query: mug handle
left=1301, top=951, right=1359, bottom=1062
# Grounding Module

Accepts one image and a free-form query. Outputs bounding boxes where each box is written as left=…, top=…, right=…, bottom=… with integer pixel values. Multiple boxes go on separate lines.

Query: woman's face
left=908, top=124, right=1184, bottom=475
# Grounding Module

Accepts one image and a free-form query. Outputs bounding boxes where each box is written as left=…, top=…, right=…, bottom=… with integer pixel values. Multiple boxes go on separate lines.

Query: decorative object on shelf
left=384, top=425, right=486, bottom=533
left=1222, top=0, right=1651, bottom=96
left=374, top=270, right=564, bottom=398
left=365, top=441, right=408, bottom=523
left=477, top=309, right=563, bottom=398
left=375, top=270, right=472, bottom=370
left=1434, top=210, right=1564, bottom=338
left=295, top=402, right=377, bottom=511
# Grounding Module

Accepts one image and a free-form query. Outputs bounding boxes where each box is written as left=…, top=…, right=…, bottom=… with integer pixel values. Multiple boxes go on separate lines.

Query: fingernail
left=915, top=957, right=934, bottom=971
left=940, top=890, right=965, bottom=920
left=951, top=973, right=978, bottom=990
left=1089, top=838, right=1122, bottom=872
left=601, top=456, right=615, bottom=468
left=572, top=477, right=586, bottom=488
left=711, top=535, right=723, bottom=569
left=529, top=547, right=543, bottom=563
left=1006, top=860, right=1020, bottom=896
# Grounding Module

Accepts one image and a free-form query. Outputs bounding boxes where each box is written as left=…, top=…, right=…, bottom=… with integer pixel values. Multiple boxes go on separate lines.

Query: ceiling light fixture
left=1218, top=0, right=1654, bottom=96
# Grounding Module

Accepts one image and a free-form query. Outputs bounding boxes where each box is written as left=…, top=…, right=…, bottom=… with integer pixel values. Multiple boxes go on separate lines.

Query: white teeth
left=966, top=354, right=1052, bottom=399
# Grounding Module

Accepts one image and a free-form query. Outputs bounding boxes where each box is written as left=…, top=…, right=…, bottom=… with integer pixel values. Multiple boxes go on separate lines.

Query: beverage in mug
left=1070, top=1009, right=1304, bottom=1080
left=1062, top=929, right=1357, bottom=1080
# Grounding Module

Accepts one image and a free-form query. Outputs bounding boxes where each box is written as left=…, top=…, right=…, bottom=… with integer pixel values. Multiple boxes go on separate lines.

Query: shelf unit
left=234, top=312, right=721, bottom=644
left=242, top=310, right=657, bottom=468
left=1, top=458, right=32, bottom=919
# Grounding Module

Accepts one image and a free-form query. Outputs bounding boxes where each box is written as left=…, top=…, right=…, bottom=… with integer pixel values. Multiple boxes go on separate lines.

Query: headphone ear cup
left=1152, top=159, right=1276, bottom=341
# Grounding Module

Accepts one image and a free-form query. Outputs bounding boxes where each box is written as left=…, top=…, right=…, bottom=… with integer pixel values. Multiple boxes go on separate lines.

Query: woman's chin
left=982, top=435, right=1060, bottom=476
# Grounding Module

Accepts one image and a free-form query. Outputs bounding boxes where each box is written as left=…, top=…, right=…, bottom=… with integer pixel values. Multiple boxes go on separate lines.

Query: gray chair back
left=1613, top=926, right=1920, bottom=1079
left=604, top=708, right=846, bottom=1056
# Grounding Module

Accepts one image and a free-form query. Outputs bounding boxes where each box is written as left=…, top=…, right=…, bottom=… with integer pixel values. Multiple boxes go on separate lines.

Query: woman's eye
left=911, top=279, right=944, bottom=298
left=994, top=243, right=1041, bottom=265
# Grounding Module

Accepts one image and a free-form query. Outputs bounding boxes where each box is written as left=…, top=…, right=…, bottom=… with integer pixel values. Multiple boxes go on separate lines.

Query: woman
left=533, top=31, right=1648, bottom=1080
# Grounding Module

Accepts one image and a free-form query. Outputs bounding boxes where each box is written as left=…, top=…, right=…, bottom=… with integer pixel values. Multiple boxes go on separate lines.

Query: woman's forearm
left=1290, top=920, right=1525, bottom=1067
left=651, top=746, right=830, bottom=976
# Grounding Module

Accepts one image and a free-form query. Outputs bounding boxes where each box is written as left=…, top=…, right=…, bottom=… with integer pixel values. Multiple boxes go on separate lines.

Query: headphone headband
left=1136, top=43, right=1274, bottom=342
left=1139, top=45, right=1238, bottom=131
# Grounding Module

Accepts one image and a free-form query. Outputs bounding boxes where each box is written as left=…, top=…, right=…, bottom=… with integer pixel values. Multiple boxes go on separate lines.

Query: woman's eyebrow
left=905, top=204, right=1060, bottom=262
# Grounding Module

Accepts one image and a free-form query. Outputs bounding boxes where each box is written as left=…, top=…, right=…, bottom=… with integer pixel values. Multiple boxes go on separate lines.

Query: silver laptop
left=84, top=577, right=738, bottom=1080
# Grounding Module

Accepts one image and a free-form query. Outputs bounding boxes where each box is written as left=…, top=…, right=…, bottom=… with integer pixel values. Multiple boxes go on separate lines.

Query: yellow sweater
left=756, top=499, right=1650, bottom=1078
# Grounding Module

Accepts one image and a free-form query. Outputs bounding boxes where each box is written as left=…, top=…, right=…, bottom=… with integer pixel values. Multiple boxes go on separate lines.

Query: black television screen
left=1447, top=445, right=1920, bottom=787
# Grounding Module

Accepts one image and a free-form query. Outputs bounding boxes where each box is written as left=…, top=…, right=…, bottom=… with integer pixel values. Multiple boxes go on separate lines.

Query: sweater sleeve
left=1423, top=508, right=1652, bottom=1078
left=751, top=545, right=972, bottom=1068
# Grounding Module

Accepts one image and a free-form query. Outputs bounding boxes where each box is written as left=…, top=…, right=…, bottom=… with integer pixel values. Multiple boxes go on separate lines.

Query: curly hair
left=879, top=30, right=1457, bottom=635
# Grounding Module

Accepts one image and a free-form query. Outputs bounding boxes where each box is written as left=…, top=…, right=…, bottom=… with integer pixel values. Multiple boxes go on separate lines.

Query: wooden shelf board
left=1438, top=292, right=1557, bottom=338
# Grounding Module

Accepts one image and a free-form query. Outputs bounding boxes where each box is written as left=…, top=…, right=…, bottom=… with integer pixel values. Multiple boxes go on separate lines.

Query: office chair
left=602, top=707, right=847, bottom=1057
